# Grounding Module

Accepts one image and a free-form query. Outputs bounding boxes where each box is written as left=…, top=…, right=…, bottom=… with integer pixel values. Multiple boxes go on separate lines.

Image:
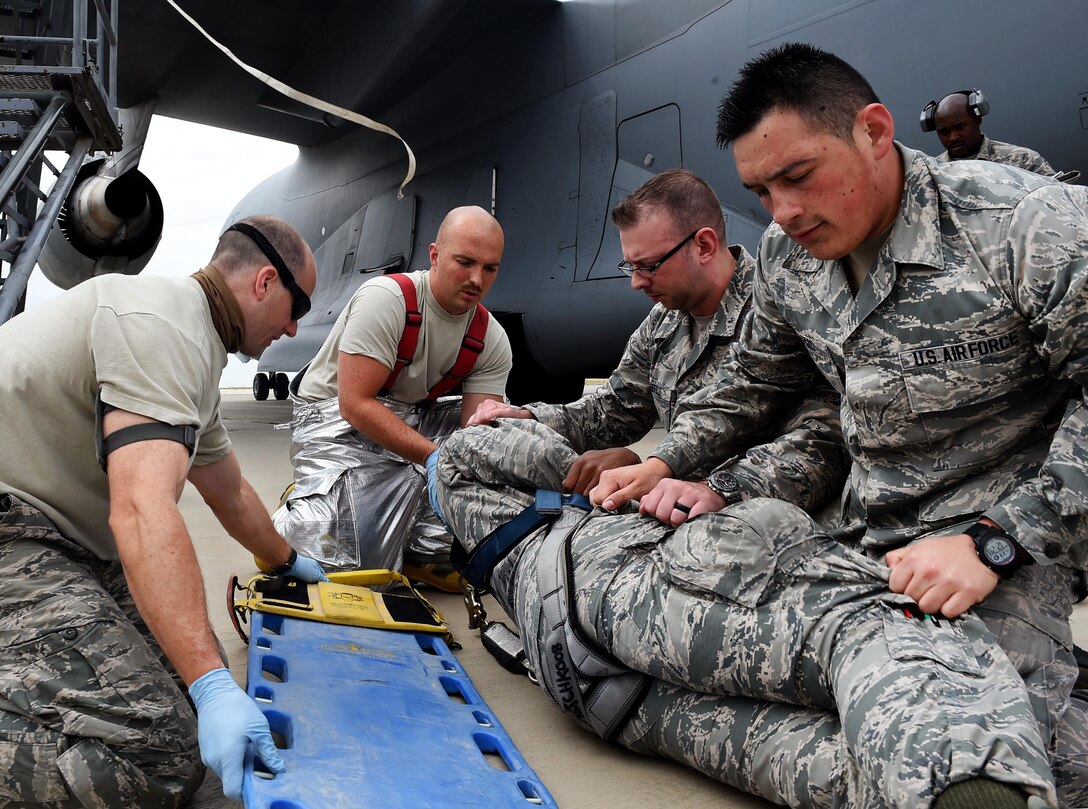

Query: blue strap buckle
left=536, top=489, right=591, bottom=516
left=458, top=490, right=592, bottom=591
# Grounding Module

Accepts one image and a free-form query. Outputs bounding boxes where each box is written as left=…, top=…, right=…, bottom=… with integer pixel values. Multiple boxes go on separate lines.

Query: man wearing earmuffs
left=921, top=89, right=1056, bottom=175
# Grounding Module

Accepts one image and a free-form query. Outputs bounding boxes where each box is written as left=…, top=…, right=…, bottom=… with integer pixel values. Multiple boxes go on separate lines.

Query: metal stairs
left=0, top=0, right=120, bottom=323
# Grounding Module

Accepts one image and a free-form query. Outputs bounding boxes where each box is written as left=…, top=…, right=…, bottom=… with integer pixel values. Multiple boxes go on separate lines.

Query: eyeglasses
left=617, top=230, right=698, bottom=277
left=227, top=222, right=311, bottom=321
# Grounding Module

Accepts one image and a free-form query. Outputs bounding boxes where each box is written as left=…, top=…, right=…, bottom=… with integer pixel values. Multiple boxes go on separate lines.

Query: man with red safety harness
left=273, top=206, right=511, bottom=587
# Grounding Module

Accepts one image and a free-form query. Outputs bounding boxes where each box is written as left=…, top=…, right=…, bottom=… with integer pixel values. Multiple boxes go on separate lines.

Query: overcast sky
left=24, top=115, right=299, bottom=388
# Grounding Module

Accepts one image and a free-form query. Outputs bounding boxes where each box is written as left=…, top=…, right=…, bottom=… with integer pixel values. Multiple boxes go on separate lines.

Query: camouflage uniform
left=937, top=135, right=1056, bottom=176
left=527, top=245, right=847, bottom=510
left=436, top=419, right=1057, bottom=807
left=650, top=145, right=1088, bottom=805
left=0, top=494, right=202, bottom=808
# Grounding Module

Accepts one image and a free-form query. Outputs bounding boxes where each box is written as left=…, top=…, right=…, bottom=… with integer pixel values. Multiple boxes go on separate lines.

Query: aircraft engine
left=38, top=159, right=164, bottom=289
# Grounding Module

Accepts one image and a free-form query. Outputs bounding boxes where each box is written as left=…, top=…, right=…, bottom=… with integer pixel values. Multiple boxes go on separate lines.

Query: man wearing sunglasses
left=469, top=169, right=846, bottom=521
left=0, top=215, right=326, bottom=806
left=274, top=205, right=512, bottom=587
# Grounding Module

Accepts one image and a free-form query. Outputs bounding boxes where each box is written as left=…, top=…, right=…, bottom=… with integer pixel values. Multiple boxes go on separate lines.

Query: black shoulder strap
left=95, top=393, right=197, bottom=473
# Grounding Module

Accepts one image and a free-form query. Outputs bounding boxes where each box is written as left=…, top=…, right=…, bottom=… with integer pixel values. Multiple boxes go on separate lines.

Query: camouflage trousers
left=436, top=421, right=1058, bottom=807
left=274, top=394, right=459, bottom=572
left=969, top=563, right=1088, bottom=807
left=620, top=549, right=1088, bottom=808
left=0, top=494, right=202, bottom=809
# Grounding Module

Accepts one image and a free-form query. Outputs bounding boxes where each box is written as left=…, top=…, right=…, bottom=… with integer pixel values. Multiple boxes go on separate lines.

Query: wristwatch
left=268, top=548, right=298, bottom=576
left=963, top=522, right=1030, bottom=578
left=706, top=469, right=745, bottom=507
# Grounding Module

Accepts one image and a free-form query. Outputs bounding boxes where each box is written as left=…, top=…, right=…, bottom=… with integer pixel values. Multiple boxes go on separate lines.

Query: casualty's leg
left=973, top=564, right=1088, bottom=808
left=436, top=422, right=1058, bottom=807
left=1052, top=692, right=1088, bottom=807
left=571, top=498, right=1056, bottom=806
left=440, top=421, right=873, bottom=808
left=0, top=496, right=203, bottom=809
left=436, top=421, right=578, bottom=547
left=619, top=683, right=876, bottom=808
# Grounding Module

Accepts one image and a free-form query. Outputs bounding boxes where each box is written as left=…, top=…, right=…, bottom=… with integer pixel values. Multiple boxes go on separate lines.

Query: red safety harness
left=381, top=273, right=490, bottom=402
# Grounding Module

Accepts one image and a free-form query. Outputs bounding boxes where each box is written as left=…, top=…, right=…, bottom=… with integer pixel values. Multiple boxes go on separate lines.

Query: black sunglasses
left=227, top=222, right=311, bottom=321
left=617, top=230, right=698, bottom=277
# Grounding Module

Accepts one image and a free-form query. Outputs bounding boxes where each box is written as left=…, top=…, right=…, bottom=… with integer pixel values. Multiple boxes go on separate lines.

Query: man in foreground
left=274, top=206, right=511, bottom=585
left=594, top=43, right=1088, bottom=806
left=0, top=216, right=327, bottom=805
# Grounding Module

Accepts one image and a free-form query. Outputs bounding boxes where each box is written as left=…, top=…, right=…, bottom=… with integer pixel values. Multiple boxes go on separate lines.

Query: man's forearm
left=342, top=397, right=436, bottom=464
left=112, top=506, right=224, bottom=685
left=529, top=391, right=655, bottom=454
left=208, top=476, right=294, bottom=566
left=714, top=386, right=848, bottom=511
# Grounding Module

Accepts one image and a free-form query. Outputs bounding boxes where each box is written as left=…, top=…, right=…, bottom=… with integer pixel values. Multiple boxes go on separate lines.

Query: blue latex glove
left=285, top=550, right=329, bottom=582
left=188, top=668, right=284, bottom=801
left=425, top=448, right=448, bottom=529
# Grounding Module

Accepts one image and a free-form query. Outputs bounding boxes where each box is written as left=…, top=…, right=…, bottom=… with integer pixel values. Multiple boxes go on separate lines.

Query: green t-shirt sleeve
left=90, top=306, right=229, bottom=464
left=339, top=282, right=406, bottom=370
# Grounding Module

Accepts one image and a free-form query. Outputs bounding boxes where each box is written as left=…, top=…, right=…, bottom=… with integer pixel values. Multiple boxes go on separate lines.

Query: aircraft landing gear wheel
left=253, top=373, right=270, bottom=401
left=273, top=372, right=290, bottom=401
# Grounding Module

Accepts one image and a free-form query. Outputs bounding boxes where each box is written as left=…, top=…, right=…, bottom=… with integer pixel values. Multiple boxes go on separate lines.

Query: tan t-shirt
left=298, top=270, right=512, bottom=404
left=0, top=274, right=231, bottom=559
left=843, top=225, right=893, bottom=297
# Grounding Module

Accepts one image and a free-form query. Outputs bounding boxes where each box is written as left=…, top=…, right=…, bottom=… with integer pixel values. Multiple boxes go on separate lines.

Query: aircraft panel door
left=576, top=90, right=617, bottom=279
left=585, top=104, right=682, bottom=281
left=355, top=192, right=417, bottom=275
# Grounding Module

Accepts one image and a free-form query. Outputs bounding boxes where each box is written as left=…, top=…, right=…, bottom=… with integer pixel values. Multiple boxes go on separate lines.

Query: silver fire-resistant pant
left=272, top=394, right=460, bottom=572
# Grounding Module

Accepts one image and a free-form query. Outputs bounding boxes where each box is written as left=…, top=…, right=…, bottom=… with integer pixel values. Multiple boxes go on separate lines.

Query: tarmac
left=183, top=390, right=1088, bottom=808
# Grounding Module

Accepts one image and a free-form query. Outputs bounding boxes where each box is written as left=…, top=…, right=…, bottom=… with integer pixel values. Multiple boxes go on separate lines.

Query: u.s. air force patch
left=899, top=330, right=1019, bottom=369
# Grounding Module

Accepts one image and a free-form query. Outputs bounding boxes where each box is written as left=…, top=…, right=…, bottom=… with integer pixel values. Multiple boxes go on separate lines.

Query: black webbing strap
left=95, top=393, right=197, bottom=473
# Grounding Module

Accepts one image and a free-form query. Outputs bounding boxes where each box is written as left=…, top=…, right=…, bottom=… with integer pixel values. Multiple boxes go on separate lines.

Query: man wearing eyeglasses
left=469, top=169, right=846, bottom=520
left=274, top=205, right=512, bottom=585
left=0, top=215, right=326, bottom=806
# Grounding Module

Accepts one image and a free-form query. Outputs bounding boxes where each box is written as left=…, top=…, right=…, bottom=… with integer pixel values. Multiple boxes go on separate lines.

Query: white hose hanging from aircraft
left=164, top=0, right=417, bottom=198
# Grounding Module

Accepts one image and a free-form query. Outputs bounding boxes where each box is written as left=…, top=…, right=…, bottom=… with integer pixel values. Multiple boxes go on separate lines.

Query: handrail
left=0, top=1, right=119, bottom=117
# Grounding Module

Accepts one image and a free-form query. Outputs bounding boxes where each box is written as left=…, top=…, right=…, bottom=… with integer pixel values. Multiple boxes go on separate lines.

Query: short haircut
left=939, top=91, right=981, bottom=121
left=610, top=169, right=725, bottom=241
left=716, top=42, right=879, bottom=148
left=211, top=215, right=309, bottom=277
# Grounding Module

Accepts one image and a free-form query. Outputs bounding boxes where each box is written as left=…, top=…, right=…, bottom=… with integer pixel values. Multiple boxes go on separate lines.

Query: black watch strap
left=963, top=522, right=1030, bottom=578
left=706, top=469, right=745, bottom=506
left=269, top=548, right=298, bottom=576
